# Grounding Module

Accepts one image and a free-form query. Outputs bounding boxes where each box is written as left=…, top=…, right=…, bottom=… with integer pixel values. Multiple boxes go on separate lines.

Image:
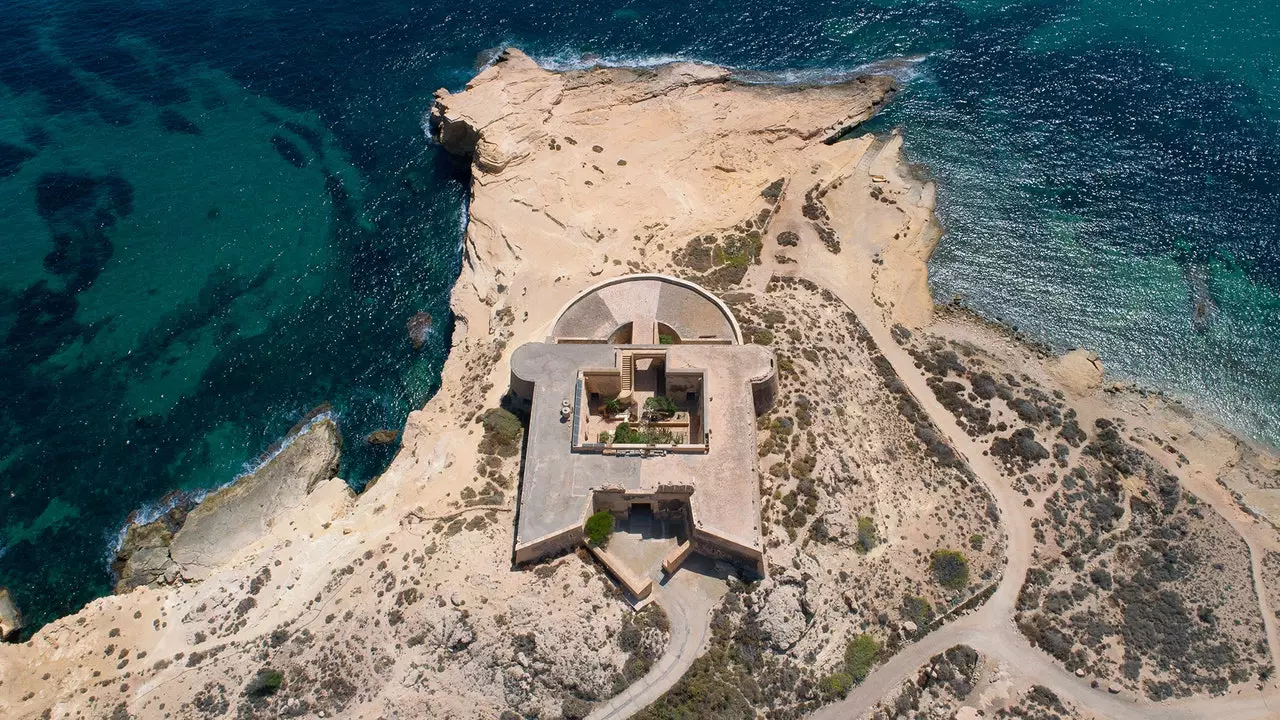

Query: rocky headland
left=2, top=48, right=1280, bottom=720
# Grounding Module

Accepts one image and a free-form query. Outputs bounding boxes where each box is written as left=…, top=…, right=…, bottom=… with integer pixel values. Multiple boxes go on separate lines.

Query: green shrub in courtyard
left=643, top=395, right=678, bottom=420
left=613, top=422, right=640, bottom=444
left=585, top=511, right=614, bottom=546
left=613, top=422, right=677, bottom=445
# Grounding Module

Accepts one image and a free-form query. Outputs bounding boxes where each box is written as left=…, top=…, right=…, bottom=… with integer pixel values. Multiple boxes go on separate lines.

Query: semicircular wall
left=550, top=274, right=742, bottom=345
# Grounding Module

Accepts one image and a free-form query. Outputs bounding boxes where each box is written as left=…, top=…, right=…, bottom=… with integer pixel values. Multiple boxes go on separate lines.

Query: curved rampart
left=550, top=273, right=744, bottom=345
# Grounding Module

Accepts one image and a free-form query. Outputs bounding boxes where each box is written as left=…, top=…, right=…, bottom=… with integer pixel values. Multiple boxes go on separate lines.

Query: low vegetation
left=844, top=633, right=882, bottom=682
left=245, top=668, right=283, bottom=698
left=818, top=633, right=884, bottom=699
left=636, top=587, right=824, bottom=719
left=868, top=646, right=981, bottom=719
left=477, top=407, right=523, bottom=457
left=930, top=550, right=970, bottom=591
left=856, top=516, right=878, bottom=553
left=900, top=329, right=1274, bottom=700
left=612, top=422, right=678, bottom=445
left=900, top=594, right=935, bottom=627
left=638, top=277, right=1004, bottom=718
left=584, top=511, right=614, bottom=547
left=643, top=395, right=679, bottom=420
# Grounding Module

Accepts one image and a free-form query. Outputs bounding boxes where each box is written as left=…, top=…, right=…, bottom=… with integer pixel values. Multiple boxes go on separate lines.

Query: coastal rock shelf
left=113, top=415, right=346, bottom=592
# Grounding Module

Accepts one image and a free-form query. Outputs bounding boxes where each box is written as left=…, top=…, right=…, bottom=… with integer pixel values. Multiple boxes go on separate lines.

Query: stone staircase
left=619, top=350, right=635, bottom=400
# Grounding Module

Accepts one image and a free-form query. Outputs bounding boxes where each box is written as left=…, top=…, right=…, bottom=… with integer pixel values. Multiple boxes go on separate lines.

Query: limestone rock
left=113, top=416, right=343, bottom=591
left=0, top=588, right=23, bottom=641
left=169, top=417, right=341, bottom=580
left=430, top=46, right=900, bottom=312
left=114, top=529, right=179, bottom=592
left=366, top=429, right=399, bottom=445
left=112, top=492, right=196, bottom=594
left=757, top=582, right=808, bottom=651
left=1050, top=348, right=1104, bottom=395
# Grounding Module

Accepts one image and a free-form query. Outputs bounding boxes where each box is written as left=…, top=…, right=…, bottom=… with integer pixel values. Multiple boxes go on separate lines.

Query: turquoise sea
left=1, top=0, right=1277, bottom=630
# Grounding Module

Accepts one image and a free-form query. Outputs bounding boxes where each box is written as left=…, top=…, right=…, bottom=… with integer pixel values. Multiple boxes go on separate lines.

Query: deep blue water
left=1, top=0, right=1277, bottom=630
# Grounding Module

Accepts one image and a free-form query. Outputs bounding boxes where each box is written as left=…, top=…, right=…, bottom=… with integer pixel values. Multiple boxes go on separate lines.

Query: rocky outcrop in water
left=113, top=416, right=343, bottom=592
left=366, top=428, right=398, bottom=445
left=0, top=588, right=22, bottom=642
left=111, top=493, right=197, bottom=593
left=407, top=311, right=433, bottom=349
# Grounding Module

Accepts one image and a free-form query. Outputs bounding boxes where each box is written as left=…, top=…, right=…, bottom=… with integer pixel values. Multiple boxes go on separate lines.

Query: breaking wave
left=527, top=48, right=927, bottom=86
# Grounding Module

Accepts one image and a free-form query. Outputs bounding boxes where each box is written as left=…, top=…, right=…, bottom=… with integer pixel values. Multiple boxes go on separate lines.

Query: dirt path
left=588, top=568, right=727, bottom=720
left=1136, top=437, right=1280, bottom=687
left=1249, top=539, right=1280, bottom=684
left=590, top=262, right=1280, bottom=720
left=802, top=268, right=1280, bottom=720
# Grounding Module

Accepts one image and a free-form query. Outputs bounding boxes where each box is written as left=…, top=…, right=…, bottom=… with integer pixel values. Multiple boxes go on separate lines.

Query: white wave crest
left=230, top=410, right=334, bottom=483
left=106, top=487, right=210, bottom=560
left=526, top=48, right=929, bottom=86
left=528, top=49, right=694, bottom=73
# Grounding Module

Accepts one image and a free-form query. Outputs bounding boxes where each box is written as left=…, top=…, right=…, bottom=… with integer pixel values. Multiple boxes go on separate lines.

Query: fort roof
left=508, top=275, right=776, bottom=572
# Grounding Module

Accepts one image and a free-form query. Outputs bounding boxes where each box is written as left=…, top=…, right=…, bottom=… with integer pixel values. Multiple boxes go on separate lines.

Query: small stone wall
left=513, top=524, right=583, bottom=565
left=591, top=488, right=693, bottom=523
left=692, top=530, right=766, bottom=578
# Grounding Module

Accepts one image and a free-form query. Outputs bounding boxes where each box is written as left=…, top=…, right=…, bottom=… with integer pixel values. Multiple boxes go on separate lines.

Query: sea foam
left=526, top=48, right=927, bottom=86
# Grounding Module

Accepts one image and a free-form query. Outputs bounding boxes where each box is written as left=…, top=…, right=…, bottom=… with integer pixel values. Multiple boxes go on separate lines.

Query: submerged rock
left=366, top=428, right=398, bottom=445
left=407, top=311, right=433, bottom=350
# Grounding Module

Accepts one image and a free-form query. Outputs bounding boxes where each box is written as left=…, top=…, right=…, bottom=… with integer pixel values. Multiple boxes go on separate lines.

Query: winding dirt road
left=592, top=267, right=1280, bottom=720
left=588, top=567, right=727, bottom=720
left=807, top=269, right=1280, bottom=720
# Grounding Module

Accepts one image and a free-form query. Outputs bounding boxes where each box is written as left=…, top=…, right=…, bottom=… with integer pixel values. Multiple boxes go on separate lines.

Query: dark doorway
left=628, top=503, right=655, bottom=538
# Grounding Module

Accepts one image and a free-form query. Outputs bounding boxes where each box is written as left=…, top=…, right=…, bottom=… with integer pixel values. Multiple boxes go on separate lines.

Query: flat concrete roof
left=551, top=275, right=740, bottom=343
left=511, top=342, right=772, bottom=555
